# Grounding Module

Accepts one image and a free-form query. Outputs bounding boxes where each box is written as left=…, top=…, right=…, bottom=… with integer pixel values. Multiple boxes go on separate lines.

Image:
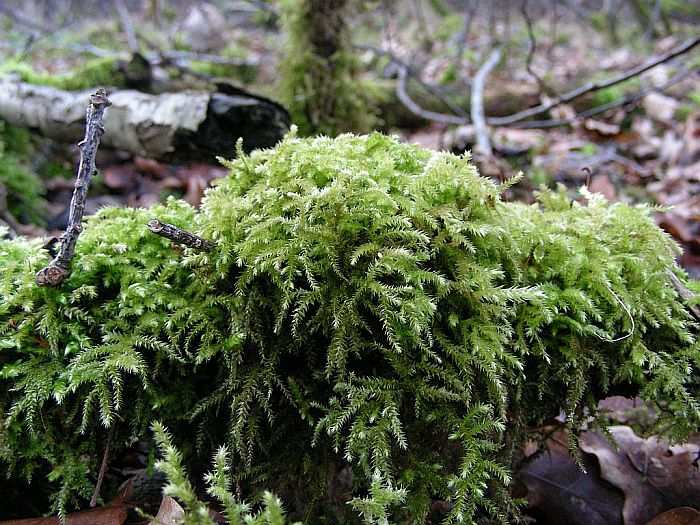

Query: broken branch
left=147, top=219, right=216, bottom=251
left=471, top=48, right=501, bottom=156
left=35, top=89, right=111, bottom=287
left=488, top=35, right=700, bottom=126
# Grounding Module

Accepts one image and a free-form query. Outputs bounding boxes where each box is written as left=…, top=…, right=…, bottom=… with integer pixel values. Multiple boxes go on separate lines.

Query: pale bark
left=0, top=79, right=290, bottom=161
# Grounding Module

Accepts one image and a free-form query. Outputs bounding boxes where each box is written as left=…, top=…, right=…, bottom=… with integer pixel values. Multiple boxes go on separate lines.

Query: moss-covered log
left=1, top=132, right=698, bottom=522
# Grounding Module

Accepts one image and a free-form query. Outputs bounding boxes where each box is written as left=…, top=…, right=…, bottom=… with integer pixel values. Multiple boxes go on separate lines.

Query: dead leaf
left=646, top=507, right=700, bottom=525
left=493, top=128, right=547, bottom=152
left=0, top=483, right=134, bottom=525
left=148, top=495, right=184, bottom=525
left=519, top=430, right=624, bottom=525
left=643, top=93, right=679, bottom=123
left=584, top=119, right=621, bottom=137
left=580, top=426, right=700, bottom=525
left=588, top=173, right=617, bottom=202
left=134, top=157, right=169, bottom=179
left=102, top=165, right=139, bottom=192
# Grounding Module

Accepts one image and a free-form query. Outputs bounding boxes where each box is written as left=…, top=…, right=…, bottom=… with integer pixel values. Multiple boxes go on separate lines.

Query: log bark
left=0, top=79, right=290, bottom=162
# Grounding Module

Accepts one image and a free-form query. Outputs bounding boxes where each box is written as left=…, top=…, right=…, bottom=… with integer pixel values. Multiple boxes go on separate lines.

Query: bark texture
left=0, top=79, right=290, bottom=161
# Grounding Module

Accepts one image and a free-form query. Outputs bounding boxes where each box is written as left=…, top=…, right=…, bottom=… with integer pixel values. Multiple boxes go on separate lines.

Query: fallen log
left=0, top=78, right=290, bottom=162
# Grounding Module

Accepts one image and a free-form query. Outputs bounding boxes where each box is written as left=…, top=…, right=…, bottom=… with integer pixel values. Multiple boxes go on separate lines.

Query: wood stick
left=90, top=423, right=116, bottom=508
left=471, top=48, right=501, bottom=156
left=35, top=89, right=111, bottom=287
left=147, top=219, right=216, bottom=251
left=488, top=35, right=700, bottom=126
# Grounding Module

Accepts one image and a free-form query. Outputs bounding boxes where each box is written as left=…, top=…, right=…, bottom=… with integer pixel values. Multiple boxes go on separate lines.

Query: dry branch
left=0, top=79, right=289, bottom=162
left=488, top=35, right=700, bottom=126
left=35, top=89, right=111, bottom=287
left=147, top=219, right=216, bottom=251
left=471, top=48, right=501, bottom=156
left=508, top=65, right=699, bottom=129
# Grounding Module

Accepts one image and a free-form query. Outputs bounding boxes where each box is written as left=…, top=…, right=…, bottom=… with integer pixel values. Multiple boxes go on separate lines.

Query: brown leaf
left=519, top=430, right=624, bottom=525
left=583, top=118, right=621, bottom=137
left=646, top=507, right=700, bottom=525
left=0, top=483, right=134, bottom=525
left=580, top=426, right=700, bottom=525
left=134, top=157, right=169, bottom=179
left=588, top=173, right=617, bottom=202
left=102, top=165, right=139, bottom=192
left=148, top=495, right=184, bottom=525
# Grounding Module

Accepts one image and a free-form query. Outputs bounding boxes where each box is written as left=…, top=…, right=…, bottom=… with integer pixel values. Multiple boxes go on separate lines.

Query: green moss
left=1, top=133, right=698, bottom=523
left=0, top=122, right=45, bottom=225
left=0, top=57, right=128, bottom=91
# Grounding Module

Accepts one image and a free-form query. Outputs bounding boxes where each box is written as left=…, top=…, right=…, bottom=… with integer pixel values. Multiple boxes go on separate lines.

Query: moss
left=0, top=57, right=134, bottom=91
left=0, top=122, right=45, bottom=225
left=279, top=0, right=379, bottom=136
left=1, top=133, right=698, bottom=523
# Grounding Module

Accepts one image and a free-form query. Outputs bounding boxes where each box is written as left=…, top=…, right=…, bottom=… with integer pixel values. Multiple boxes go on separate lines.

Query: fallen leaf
left=134, top=157, right=169, bottom=179
left=493, top=128, right=547, bottom=152
left=520, top=430, right=624, bottom=525
left=580, top=426, right=700, bottom=525
left=0, top=483, right=133, bottom=525
left=584, top=118, right=621, bottom=137
left=102, top=165, right=139, bottom=192
left=588, top=173, right=617, bottom=202
left=646, top=507, right=700, bottom=525
left=148, top=495, right=184, bottom=525
left=643, top=93, right=679, bottom=123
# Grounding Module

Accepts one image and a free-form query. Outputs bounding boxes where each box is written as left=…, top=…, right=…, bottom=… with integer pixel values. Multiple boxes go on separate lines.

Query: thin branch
left=505, top=65, right=699, bottom=129
left=520, top=0, right=555, bottom=96
left=90, top=423, right=116, bottom=508
left=396, top=67, right=468, bottom=125
left=471, top=48, right=501, bottom=156
left=159, top=50, right=259, bottom=67
left=487, top=35, right=700, bottom=126
left=0, top=4, right=53, bottom=33
left=667, top=271, right=700, bottom=322
left=452, top=0, right=477, bottom=69
left=35, top=89, right=111, bottom=287
left=355, top=43, right=469, bottom=119
left=147, top=219, right=216, bottom=251
left=114, top=0, right=139, bottom=54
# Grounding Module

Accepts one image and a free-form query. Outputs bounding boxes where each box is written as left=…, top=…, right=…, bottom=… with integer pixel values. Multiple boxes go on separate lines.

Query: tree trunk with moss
left=280, top=0, right=378, bottom=136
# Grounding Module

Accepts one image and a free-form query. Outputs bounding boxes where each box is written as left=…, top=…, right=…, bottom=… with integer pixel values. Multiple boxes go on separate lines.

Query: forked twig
left=35, top=89, right=111, bottom=287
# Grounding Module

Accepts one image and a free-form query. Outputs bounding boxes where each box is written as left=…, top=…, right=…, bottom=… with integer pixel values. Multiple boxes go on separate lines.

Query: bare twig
left=159, top=50, right=259, bottom=67
left=114, top=0, right=139, bottom=53
left=90, top=423, right=116, bottom=508
left=505, top=65, right=699, bottom=129
left=147, top=219, right=216, bottom=251
left=0, top=4, right=53, bottom=33
left=520, top=0, right=555, bottom=96
left=487, top=35, right=700, bottom=126
left=452, top=0, right=477, bottom=70
left=356, top=43, right=469, bottom=120
left=35, top=89, right=111, bottom=287
left=396, top=67, right=468, bottom=125
left=667, top=271, right=700, bottom=322
left=471, top=48, right=501, bottom=156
